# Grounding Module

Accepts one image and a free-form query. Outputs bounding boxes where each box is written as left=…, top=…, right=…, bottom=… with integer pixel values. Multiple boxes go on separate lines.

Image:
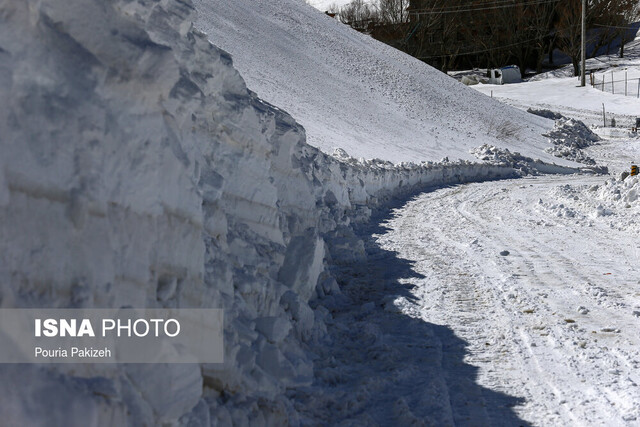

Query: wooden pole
left=612, top=71, right=615, bottom=94
left=602, top=103, right=606, bottom=127
left=580, top=0, right=586, bottom=87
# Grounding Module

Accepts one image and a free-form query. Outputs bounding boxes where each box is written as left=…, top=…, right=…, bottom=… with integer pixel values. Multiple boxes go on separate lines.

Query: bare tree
left=365, top=0, right=635, bottom=76
left=462, top=4, right=512, bottom=70
left=408, top=0, right=555, bottom=73
left=613, top=0, right=639, bottom=58
left=405, top=0, right=467, bottom=71
left=340, top=0, right=378, bottom=31
left=378, top=0, right=408, bottom=24
left=530, top=2, right=559, bottom=73
left=496, top=1, right=558, bottom=77
left=556, top=0, right=637, bottom=76
left=555, top=1, right=582, bottom=76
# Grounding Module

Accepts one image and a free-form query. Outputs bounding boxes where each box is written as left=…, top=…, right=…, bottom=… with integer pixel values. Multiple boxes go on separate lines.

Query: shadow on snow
left=296, top=186, right=530, bottom=426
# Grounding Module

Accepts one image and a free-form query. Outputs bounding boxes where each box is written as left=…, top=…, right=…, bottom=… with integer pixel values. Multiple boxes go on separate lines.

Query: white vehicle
left=487, top=65, right=522, bottom=85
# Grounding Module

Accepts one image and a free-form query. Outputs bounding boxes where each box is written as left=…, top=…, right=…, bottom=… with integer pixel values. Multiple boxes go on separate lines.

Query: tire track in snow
left=375, top=187, right=552, bottom=425
left=455, top=178, right=640, bottom=424
left=375, top=176, right=640, bottom=425
left=449, top=181, right=637, bottom=424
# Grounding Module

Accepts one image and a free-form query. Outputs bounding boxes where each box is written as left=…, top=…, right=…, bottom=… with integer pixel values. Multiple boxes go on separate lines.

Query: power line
left=409, top=0, right=553, bottom=12
left=593, top=23, right=640, bottom=30
left=415, top=35, right=545, bottom=59
left=409, top=0, right=536, bottom=12
left=409, top=0, right=560, bottom=16
left=415, top=23, right=635, bottom=61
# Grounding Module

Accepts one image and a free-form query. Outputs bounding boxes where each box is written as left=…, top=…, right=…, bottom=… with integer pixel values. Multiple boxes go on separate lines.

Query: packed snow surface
left=193, top=0, right=574, bottom=165
left=357, top=170, right=640, bottom=425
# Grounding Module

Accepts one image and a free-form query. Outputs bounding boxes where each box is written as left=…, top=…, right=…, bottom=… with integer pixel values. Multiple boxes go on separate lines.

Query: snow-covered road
left=372, top=173, right=640, bottom=425
left=296, top=143, right=640, bottom=425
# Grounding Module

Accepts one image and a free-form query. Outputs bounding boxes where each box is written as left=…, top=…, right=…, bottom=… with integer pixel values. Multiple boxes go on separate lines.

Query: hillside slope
left=194, top=0, right=572, bottom=165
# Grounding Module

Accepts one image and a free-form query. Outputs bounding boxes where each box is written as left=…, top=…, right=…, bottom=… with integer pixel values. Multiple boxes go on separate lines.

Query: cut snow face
left=193, top=0, right=576, bottom=166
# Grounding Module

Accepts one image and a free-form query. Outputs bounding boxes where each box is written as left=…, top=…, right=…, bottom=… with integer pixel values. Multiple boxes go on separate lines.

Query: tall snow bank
left=0, top=0, right=541, bottom=424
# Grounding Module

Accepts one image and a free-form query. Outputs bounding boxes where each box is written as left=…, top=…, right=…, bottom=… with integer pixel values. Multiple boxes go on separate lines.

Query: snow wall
left=0, top=0, right=556, bottom=425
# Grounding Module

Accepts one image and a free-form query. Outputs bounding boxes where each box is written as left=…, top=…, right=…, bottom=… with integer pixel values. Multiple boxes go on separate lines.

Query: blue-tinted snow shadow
left=299, top=186, right=530, bottom=426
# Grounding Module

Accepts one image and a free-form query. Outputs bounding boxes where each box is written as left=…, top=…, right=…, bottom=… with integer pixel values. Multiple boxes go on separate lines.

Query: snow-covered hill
left=194, top=0, right=573, bottom=165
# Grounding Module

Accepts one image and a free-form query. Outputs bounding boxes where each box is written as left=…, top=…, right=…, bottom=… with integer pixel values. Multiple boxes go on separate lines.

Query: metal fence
left=591, top=69, right=640, bottom=98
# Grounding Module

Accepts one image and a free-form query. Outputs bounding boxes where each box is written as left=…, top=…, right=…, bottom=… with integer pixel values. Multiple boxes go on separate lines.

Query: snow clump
left=543, top=118, right=601, bottom=165
left=471, top=145, right=538, bottom=175
left=594, top=175, right=640, bottom=207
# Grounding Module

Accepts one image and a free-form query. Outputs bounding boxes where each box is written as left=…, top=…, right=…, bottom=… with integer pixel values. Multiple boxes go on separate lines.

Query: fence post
left=602, top=103, right=606, bottom=127
left=625, top=70, right=628, bottom=96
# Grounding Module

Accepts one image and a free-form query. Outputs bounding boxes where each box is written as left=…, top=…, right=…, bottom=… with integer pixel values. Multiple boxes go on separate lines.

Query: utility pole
left=581, top=0, right=586, bottom=86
